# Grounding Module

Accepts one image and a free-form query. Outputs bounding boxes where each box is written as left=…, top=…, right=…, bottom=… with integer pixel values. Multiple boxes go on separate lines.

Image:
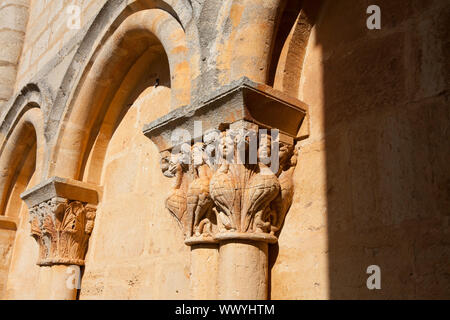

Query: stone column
left=20, top=177, right=101, bottom=300
left=188, top=242, right=219, bottom=299
left=160, top=143, right=220, bottom=299
left=144, top=77, right=306, bottom=299
left=0, top=216, right=17, bottom=297
left=217, top=239, right=270, bottom=299
left=0, top=0, right=29, bottom=108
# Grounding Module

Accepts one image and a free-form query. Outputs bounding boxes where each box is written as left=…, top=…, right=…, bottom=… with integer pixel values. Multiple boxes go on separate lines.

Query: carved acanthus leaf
left=28, top=198, right=96, bottom=266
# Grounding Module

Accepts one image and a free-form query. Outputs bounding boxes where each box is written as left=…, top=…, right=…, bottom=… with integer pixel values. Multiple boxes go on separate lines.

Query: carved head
left=191, top=142, right=205, bottom=168
left=179, top=143, right=191, bottom=166
left=258, top=133, right=272, bottom=164
left=160, top=151, right=177, bottom=177
left=203, top=129, right=220, bottom=163
left=218, top=131, right=235, bottom=162
left=279, top=143, right=294, bottom=169
left=160, top=150, right=186, bottom=177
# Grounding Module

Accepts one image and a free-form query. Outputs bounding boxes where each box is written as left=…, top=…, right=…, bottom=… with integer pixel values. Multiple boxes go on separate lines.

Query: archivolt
left=270, top=0, right=323, bottom=97
left=0, top=83, right=51, bottom=146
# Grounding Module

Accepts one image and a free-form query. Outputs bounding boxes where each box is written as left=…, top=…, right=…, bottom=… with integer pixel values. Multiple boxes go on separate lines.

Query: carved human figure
left=161, top=127, right=298, bottom=239
left=203, top=129, right=221, bottom=171
left=270, top=143, right=297, bottom=234
left=160, top=150, right=177, bottom=178
left=244, top=133, right=280, bottom=233
left=163, top=149, right=188, bottom=233
left=210, top=130, right=282, bottom=234
left=210, top=131, right=238, bottom=232
left=187, top=142, right=214, bottom=237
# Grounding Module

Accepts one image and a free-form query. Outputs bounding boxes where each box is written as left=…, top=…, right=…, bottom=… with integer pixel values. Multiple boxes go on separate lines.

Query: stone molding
left=21, top=177, right=101, bottom=266
left=0, top=216, right=17, bottom=231
left=143, top=77, right=308, bottom=151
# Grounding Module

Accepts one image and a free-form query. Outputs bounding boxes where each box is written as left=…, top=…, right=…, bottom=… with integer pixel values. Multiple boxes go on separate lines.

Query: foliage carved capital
left=21, top=177, right=101, bottom=266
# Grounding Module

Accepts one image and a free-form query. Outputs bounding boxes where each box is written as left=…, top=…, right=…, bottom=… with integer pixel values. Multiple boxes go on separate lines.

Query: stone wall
left=0, top=0, right=29, bottom=107
left=272, top=0, right=449, bottom=299
left=14, top=0, right=107, bottom=90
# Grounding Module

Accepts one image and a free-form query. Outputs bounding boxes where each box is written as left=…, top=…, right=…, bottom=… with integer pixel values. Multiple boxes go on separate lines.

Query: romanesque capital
left=21, top=177, right=101, bottom=266
left=144, top=77, right=307, bottom=245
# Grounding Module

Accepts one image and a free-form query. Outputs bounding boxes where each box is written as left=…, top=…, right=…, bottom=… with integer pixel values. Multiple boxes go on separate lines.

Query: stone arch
left=269, top=0, right=323, bottom=97
left=50, top=7, right=192, bottom=180
left=0, top=84, right=48, bottom=217
left=0, top=82, right=51, bottom=145
left=0, top=83, right=49, bottom=299
left=0, top=103, right=46, bottom=300
left=0, top=108, right=45, bottom=217
left=82, top=45, right=171, bottom=185
left=46, top=0, right=199, bottom=143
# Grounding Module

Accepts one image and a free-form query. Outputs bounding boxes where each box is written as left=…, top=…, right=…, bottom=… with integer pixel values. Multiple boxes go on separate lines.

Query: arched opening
left=269, top=0, right=322, bottom=97
left=0, top=107, right=45, bottom=217
left=80, top=46, right=171, bottom=185
left=266, top=0, right=324, bottom=299
left=2, top=135, right=36, bottom=220
left=51, top=8, right=190, bottom=299
left=0, top=107, right=44, bottom=299
left=78, top=46, right=184, bottom=299
left=52, top=9, right=190, bottom=181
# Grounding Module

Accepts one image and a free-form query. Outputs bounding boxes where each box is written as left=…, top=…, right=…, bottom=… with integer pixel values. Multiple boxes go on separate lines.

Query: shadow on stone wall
left=315, top=0, right=449, bottom=299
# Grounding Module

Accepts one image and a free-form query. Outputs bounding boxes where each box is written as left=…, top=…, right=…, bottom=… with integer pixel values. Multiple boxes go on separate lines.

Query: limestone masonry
left=0, top=0, right=448, bottom=299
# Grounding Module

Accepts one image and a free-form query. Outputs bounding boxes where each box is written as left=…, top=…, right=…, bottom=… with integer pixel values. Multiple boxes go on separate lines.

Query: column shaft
left=37, top=265, right=78, bottom=300
left=217, top=240, right=269, bottom=300
left=190, top=244, right=219, bottom=299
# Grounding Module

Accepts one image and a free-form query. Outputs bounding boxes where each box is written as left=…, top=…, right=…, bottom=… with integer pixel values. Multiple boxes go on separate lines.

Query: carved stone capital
left=21, top=177, right=101, bottom=266
left=144, top=77, right=306, bottom=245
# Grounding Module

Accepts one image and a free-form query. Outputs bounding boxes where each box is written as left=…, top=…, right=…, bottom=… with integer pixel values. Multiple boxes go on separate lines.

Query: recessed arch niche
left=52, top=8, right=191, bottom=182
left=0, top=105, right=45, bottom=299
left=50, top=8, right=191, bottom=299
left=268, top=0, right=323, bottom=98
